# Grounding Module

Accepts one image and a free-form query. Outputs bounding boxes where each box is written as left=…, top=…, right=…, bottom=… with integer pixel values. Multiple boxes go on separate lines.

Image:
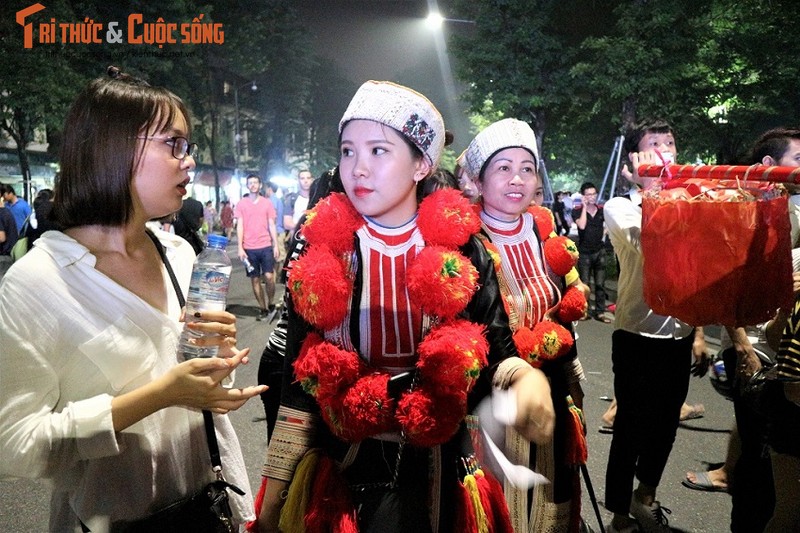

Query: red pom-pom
left=543, top=236, right=579, bottom=277
left=302, top=192, right=363, bottom=255
left=396, top=386, right=466, bottom=447
left=528, top=205, right=556, bottom=238
left=293, top=332, right=326, bottom=396
left=339, top=373, right=396, bottom=441
left=531, top=321, right=574, bottom=360
left=417, top=320, right=488, bottom=394
left=512, top=326, right=542, bottom=367
left=557, top=285, right=588, bottom=322
left=407, top=247, right=479, bottom=318
left=295, top=338, right=364, bottom=400
left=288, top=245, right=352, bottom=329
left=319, top=394, right=350, bottom=439
left=417, top=189, right=481, bottom=248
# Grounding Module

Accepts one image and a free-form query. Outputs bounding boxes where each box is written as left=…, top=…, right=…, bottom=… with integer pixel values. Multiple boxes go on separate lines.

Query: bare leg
left=634, top=482, right=657, bottom=506
left=687, top=425, right=737, bottom=490
left=251, top=276, right=266, bottom=311
left=602, top=398, right=617, bottom=427
left=264, top=273, right=275, bottom=307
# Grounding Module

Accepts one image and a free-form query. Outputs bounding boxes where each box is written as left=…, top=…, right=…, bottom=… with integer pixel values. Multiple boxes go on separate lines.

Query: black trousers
left=577, top=249, right=607, bottom=315
left=722, top=348, right=774, bottom=533
left=604, top=329, right=693, bottom=515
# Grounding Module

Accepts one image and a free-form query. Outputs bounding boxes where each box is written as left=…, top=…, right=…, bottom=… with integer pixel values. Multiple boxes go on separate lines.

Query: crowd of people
left=2, top=67, right=800, bottom=533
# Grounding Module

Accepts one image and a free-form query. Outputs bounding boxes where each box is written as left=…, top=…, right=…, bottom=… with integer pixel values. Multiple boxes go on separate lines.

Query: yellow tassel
left=279, top=449, right=321, bottom=533
left=464, top=473, right=490, bottom=533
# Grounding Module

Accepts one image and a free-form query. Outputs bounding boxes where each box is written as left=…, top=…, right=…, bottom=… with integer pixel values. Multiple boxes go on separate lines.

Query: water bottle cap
left=207, top=234, right=228, bottom=248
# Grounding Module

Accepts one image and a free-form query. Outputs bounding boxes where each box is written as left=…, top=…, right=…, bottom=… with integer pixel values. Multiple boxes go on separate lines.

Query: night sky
left=295, top=0, right=473, bottom=152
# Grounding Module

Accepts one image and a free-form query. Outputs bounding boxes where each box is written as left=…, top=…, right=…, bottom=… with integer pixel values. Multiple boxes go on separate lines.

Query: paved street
left=0, top=248, right=736, bottom=532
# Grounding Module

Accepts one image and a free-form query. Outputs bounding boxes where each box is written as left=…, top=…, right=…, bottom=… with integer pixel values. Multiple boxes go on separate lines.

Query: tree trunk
left=621, top=95, right=637, bottom=134
left=209, top=104, right=221, bottom=208
left=9, top=108, right=33, bottom=202
left=528, top=108, right=546, bottom=164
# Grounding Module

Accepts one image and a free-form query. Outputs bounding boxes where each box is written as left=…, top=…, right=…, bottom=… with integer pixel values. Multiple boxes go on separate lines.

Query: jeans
left=577, top=249, right=607, bottom=315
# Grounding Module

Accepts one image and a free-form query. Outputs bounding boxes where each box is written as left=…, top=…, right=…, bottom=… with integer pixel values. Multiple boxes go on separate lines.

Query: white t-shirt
left=604, top=190, right=693, bottom=339
left=292, top=194, right=310, bottom=226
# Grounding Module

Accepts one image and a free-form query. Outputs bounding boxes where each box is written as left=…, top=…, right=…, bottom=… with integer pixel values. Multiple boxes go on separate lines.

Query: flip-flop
left=598, top=425, right=614, bottom=434
left=680, top=403, right=705, bottom=421
left=682, top=470, right=728, bottom=492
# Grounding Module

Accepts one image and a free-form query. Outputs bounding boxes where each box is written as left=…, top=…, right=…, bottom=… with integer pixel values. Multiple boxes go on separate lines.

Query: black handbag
left=110, top=233, right=246, bottom=532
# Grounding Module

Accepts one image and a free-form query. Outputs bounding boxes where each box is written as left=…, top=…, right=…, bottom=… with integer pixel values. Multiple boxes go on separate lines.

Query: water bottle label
left=187, top=268, right=230, bottom=309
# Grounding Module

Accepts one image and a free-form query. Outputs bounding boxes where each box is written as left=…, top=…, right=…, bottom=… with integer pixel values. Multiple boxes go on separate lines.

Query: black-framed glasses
left=137, top=136, right=198, bottom=160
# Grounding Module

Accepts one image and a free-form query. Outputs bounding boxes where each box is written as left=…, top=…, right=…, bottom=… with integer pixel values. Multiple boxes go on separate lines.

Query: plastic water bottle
left=177, top=234, right=232, bottom=361
left=242, top=256, right=255, bottom=274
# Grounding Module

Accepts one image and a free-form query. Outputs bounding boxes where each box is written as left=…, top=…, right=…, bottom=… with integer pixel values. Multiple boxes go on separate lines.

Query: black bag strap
left=145, top=230, right=225, bottom=475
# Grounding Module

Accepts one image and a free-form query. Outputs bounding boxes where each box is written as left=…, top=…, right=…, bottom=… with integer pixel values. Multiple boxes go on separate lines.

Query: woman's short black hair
left=53, top=66, right=191, bottom=229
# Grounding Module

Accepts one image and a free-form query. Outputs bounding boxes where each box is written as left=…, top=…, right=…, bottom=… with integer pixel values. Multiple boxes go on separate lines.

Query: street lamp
left=425, top=12, right=475, bottom=29
left=425, top=10, right=475, bottom=151
left=233, top=80, right=258, bottom=175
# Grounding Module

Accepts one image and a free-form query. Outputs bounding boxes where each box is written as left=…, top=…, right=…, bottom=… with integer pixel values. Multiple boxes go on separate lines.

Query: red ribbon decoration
left=637, top=164, right=800, bottom=184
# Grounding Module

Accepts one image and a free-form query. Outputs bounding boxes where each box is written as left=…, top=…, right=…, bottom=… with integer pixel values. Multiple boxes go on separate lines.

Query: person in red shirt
left=235, top=174, right=279, bottom=321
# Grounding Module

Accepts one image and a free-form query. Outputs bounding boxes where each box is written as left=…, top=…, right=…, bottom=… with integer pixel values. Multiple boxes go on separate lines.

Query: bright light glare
left=426, top=12, right=444, bottom=29
left=269, top=175, right=296, bottom=191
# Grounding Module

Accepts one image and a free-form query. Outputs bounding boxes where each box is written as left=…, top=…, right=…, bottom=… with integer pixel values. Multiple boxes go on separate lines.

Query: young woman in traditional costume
left=461, top=118, right=589, bottom=532
left=254, top=82, right=555, bottom=532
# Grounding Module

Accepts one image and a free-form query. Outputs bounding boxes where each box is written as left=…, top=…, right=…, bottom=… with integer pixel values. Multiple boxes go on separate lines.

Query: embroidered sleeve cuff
left=492, top=357, right=531, bottom=390
left=565, top=357, right=586, bottom=383
left=262, top=406, right=318, bottom=482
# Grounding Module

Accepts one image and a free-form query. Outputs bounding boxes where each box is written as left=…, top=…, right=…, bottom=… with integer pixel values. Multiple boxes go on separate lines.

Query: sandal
left=682, top=470, right=728, bottom=492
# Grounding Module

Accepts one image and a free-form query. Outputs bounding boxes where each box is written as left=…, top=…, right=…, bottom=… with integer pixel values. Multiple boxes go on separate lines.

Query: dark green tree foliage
left=1, top=0, right=85, bottom=199
left=693, top=0, right=800, bottom=163
left=451, top=0, right=568, bottom=151
left=450, top=0, right=621, bottom=176
left=2, top=0, right=321, bottom=203
left=451, top=0, right=800, bottom=175
left=572, top=0, right=716, bottom=163
left=213, top=0, right=317, bottom=179
left=306, top=60, right=357, bottom=173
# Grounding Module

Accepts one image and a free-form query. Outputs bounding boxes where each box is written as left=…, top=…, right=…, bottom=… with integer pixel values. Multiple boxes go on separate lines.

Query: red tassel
left=245, top=476, right=269, bottom=532
left=454, top=478, right=479, bottom=533
left=565, top=397, right=588, bottom=466
left=476, top=470, right=514, bottom=533
left=305, top=456, right=359, bottom=533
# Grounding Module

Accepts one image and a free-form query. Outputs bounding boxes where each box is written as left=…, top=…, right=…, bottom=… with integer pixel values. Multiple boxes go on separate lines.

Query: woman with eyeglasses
left=0, top=66, right=266, bottom=531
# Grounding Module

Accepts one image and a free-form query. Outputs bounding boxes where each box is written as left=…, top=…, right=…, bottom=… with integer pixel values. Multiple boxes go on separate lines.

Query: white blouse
left=0, top=229, right=253, bottom=532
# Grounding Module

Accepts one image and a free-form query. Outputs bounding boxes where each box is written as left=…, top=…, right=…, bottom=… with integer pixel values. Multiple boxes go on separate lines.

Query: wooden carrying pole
left=637, top=164, right=800, bottom=184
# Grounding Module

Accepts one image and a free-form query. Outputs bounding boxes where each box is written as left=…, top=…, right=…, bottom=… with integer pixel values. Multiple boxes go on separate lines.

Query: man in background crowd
left=236, top=174, right=280, bottom=321
left=282, top=169, right=314, bottom=243
left=1, top=185, right=31, bottom=233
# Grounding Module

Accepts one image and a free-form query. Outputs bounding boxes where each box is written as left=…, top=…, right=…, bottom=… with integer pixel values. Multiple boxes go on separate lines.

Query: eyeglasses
left=137, top=136, right=198, bottom=160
